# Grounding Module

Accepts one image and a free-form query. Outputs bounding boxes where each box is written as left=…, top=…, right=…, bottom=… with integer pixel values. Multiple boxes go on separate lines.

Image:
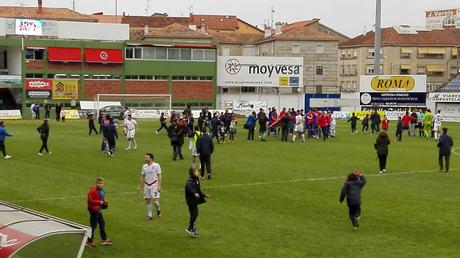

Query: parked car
left=99, top=105, right=125, bottom=120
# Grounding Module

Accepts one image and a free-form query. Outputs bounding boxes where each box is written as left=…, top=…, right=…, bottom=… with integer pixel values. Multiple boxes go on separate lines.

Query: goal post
left=94, top=94, right=172, bottom=119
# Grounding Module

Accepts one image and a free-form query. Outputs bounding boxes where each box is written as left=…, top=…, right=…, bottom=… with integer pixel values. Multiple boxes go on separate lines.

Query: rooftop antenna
left=17, top=1, right=28, bottom=17
left=72, top=0, right=75, bottom=11
left=188, top=5, right=193, bottom=16
left=145, top=0, right=150, bottom=16
left=271, top=6, right=275, bottom=28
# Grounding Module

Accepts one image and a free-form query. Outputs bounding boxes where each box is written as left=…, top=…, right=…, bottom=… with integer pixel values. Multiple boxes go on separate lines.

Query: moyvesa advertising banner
left=217, top=56, right=303, bottom=87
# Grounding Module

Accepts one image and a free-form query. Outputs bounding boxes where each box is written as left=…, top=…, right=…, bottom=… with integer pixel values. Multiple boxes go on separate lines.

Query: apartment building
left=339, top=25, right=460, bottom=92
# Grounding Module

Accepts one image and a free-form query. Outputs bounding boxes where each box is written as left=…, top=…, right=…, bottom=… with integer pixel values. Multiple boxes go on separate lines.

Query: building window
left=181, top=49, right=192, bottom=60
left=26, top=48, right=44, bottom=60
left=341, top=50, right=346, bottom=58
left=417, top=66, right=426, bottom=75
left=352, top=65, right=357, bottom=74
left=353, top=49, right=357, bottom=57
left=315, top=66, right=323, bottom=75
left=25, top=73, right=43, bottom=78
left=316, top=44, right=324, bottom=54
left=192, top=49, right=204, bottom=60
left=347, top=49, right=351, bottom=57
left=222, top=47, right=230, bottom=56
left=155, top=48, right=167, bottom=59
left=292, top=43, right=300, bottom=54
left=167, top=48, right=180, bottom=60
left=125, top=47, right=142, bottom=59
left=367, top=48, right=382, bottom=58
left=340, top=65, right=345, bottom=75
left=400, top=68, right=410, bottom=75
left=143, top=48, right=155, bottom=59
left=345, top=65, right=350, bottom=74
left=204, top=49, right=216, bottom=61
left=366, top=65, right=374, bottom=74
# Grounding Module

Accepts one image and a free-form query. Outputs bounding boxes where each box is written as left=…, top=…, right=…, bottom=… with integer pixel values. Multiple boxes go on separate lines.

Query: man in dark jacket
left=370, top=111, right=381, bottom=134
left=86, top=177, right=112, bottom=247
left=102, top=118, right=118, bottom=157
left=55, top=102, right=62, bottom=122
left=197, top=127, right=214, bottom=179
left=437, top=127, right=454, bottom=173
left=347, top=113, right=359, bottom=134
left=340, top=171, right=366, bottom=229
left=185, top=167, right=206, bottom=238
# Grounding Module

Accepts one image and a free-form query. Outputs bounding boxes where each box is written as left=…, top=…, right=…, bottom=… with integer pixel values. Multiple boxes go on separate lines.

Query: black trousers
left=247, top=126, right=255, bottom=141
left=89, top=211, right=107, bottom=242
left=378, top=155, right=387, bottom=171
left=89, top=125, right=98, bottom=135
left=281, top=126, right=288, bottom=141
left=396, top=131, right=402, bottom=141
left=212, top=130, right=220, bottom=143
left=188, top=204, right=198, bottom=231
left=172, top=144, right=183, bottom=160
left=39, top=135, right=49, bottom=153
left=157, top=122, right=167, bottom=132
left=0, top=141, right=6, bottom=156
left=321, top=127, right=328, bottom=141
left=348, top=204, right=361, bottom=226
left=45, top=110, right=50, bottom=119
left=439, top=154, right=451, bottom=171
left=200, top=154, right=211, bottom=177
left=107, top=137, right=116, bottom=153
left=362, top=124, right=369, bottom=132
left=351, top=124, right=357, bottom=133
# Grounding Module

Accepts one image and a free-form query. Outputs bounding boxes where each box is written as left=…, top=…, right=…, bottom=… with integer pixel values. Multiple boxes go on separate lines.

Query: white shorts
left=127, top=130, right=135, bottom=139
left=294, top=124, right=304, bottom=132
left=191, top=146, right=198, bottom=156
left=144, top=187, right=160, bottom=199
left=433, top=123, right=441, bottom=132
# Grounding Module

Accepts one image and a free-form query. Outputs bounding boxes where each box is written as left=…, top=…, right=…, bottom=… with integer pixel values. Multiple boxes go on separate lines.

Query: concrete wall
left=58, top=21, right=129, bottom=41
left=6, top=46, right=21, bottom=75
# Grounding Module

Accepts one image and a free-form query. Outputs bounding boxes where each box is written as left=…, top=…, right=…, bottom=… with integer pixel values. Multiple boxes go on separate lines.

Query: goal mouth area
left=95, top=94, right=172, bottom=119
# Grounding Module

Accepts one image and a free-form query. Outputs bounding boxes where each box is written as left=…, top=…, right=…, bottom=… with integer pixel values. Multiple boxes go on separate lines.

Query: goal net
left=94, top=94, right=172, bottom=119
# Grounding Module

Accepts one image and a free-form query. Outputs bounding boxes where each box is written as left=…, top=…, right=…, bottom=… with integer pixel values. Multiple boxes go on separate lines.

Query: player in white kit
left=293, top=111, right=305, bottom=142
left=432, top=110, right=442, bottom=140
left=123, top=114, right=138, bottom=150
left=137, top=153, right=162, bottom=220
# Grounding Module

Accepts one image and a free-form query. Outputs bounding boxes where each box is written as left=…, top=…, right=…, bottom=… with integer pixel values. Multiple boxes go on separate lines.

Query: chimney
left=264, top=25, right=272, bottom=37
left=144, top=25, right=149, bottom=35
left=38, top=0, right=43, bottom=14
left=275, top=22, right=283, bottom=35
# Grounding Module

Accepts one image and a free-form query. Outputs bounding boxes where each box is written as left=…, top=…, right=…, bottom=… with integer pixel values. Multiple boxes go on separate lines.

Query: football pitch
left=0, top=119, right=459, bottom=258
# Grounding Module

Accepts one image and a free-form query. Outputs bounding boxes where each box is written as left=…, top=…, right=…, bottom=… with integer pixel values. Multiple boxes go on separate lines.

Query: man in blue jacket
left=0, top=121, right=13, bottom=159
left=196, top=127, right=214, bottom=179
left=102, top=118, right=118, bottom=157
left=340, top=171, right=366, bottom=229
left=437, top=127, right=454, bottom=173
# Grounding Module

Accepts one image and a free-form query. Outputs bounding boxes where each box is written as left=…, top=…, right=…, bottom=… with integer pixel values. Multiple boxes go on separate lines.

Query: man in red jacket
left=401, top=111, right=411, bottom=137
left=86, top=177, right=112, bottom=248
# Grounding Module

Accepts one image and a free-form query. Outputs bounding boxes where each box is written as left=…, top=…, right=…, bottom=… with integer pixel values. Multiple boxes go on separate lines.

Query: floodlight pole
left=374, top=0, right=382, bottom=75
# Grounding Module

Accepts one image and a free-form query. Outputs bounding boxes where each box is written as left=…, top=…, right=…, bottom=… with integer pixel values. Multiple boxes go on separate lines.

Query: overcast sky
left=3, top=0, right=457, bottom=37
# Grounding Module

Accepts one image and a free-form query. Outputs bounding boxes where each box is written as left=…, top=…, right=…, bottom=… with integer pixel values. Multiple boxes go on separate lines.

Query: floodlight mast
left=374, top=0, right=382, bottom=75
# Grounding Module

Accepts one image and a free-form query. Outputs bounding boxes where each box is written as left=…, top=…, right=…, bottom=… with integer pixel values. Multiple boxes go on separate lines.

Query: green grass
left=0, top=119, right=459, bottom=258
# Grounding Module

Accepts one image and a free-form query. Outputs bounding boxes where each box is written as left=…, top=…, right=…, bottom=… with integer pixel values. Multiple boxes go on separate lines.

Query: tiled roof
left=340, top=27, right=460, bottom=48
left=257, top=20, right=343, bottom=43
left=0, top=6, right=97, bottom=22
left=190, top=15, right=238, bottom=31
left=130, top=23, right=212, bottom=40
left=91, top=13, right=122, bottom=23
left=208, top=31, right=264, bottom=44
left=122, top=16, right=190, bottom=28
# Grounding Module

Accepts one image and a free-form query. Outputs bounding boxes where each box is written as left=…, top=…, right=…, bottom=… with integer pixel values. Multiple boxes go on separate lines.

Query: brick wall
left=26, top=60, right=44, bottom=70
left=125, top=81, right=169, bottom=94
left=172, top=81, right=214, bottom=100
left=83, top=63, right=123, bottom=72
left=47, top=62, right=81, bottom=71
left=84, top=80, right=122, bottom=99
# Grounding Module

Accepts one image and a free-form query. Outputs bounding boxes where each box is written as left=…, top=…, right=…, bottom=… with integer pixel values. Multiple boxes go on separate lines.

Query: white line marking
left=452, top=148, right=460, bottom=156
left=7, top=169, right=456, bottom=204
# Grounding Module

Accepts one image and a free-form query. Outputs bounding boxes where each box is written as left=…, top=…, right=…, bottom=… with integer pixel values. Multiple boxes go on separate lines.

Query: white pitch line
left=452, top=148, right=460, bottom=156
left=7, top=168, right=456, bottom=204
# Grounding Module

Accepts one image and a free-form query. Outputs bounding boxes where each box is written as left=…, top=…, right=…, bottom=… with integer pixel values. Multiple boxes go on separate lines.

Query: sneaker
left=38, top=153, right=42, bottom=156
left=4, top=155, right=11, bottom=159
left=382, top=169, right=386, bottom=173
left=185, top=229, right=193, bottom=235
left=156, top=131, right=159, bottom=135
left=48, top=152, right=52, bottom=155
left=125, top=147, right=130, bottom=150
left=85, top=241, right=96, bottom=248
left=145, top=216, right=153, bottom=221
left=354, top=217, right=360, bottom=228
left=191, top=231, right=200, bottom=238
left=100, top=239, right=112, bottom=246
left=379, top=171, right=383, bottom=174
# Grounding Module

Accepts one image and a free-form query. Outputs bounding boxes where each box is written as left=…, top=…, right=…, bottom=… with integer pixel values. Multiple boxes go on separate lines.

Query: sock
left=133, top=140, right=137, bottom=149
left=292, top=135, right=296, bottom=141
left=434, top=132, right=438, bottom=140
left=153, top=200, right=161, bottom=215
left=302, top=134, right=305, bottom=141
left=147, top=203, right=153, bottom=217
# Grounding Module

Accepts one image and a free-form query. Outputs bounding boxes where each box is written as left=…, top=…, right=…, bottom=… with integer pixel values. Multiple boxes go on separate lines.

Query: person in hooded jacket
left=185, top=167, right=207, bottom=238
left=339, top=171, right=366, bottom=230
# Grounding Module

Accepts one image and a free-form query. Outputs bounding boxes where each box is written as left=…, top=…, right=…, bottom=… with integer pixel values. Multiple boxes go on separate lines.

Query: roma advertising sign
left=52, top=80, right=78, bottom=100
left=360, top=75, right=427, bottom=107
left=217, top=56, right=303, bottom=87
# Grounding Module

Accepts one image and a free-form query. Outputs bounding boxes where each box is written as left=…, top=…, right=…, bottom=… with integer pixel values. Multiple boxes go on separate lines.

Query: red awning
left=48, top=47, right=82, bottom=62
left=84, top=49, right=123, bottom=63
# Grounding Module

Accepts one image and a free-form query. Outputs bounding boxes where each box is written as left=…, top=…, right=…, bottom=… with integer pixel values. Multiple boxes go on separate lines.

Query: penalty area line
left=7, top=168, right=455, bottom=204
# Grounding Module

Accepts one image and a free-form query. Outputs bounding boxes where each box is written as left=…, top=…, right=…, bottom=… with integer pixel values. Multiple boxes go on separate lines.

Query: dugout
left=0, top=201, right=90, bottom=258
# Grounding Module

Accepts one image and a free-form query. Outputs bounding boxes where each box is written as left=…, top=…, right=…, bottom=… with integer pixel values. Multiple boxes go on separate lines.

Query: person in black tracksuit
left=185, top=167, right=207, bottom=237
left=102, top=119, right=118, bottom=157
left=156, top=112, right=168, bottom=134
left=196, top=127, right=214, bottom=179
left=340, top=171, right=366, bottom=229
left=280, top=113, right=290, bottom=142
left=347, top=113, right=359, bottom=134
left=395, top=117, right=403, bottom=142
left=37, top=119, right=51, bottom=155
left=375, top=130, right=390, bottom=173
left=437, top=127, right=454, bottom=173
left=88, top=114, right=98, bottom=135
left=210, top=113, right=220, bottom=144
